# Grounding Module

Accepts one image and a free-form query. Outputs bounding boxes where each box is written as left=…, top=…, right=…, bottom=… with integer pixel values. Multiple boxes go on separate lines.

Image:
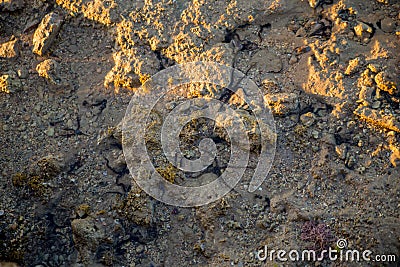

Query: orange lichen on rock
left=354, top=105, right=400, bottom=133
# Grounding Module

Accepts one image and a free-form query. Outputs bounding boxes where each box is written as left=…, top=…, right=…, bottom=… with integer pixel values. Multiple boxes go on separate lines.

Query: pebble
left=17, top=68, right=29, bottom=79
left=300, top=112, right=315, bottom=127
left=308, top=0, right=319, bottom=8
left=371, top=101, right=381, bottom=109
left=345, top=154, right=356, bottom=168
left=311, top=130, right=319, bottom=139
left=36, top=59, right=61, bottom=85
left=66, top=119, right=74, bottom=128
left=23, top=114, right=31, bottom=121
left=367, top=64, right=379, bottom=73
left=34, top=104, right=41, bottom=112
left=68, top=44, right=78, bottom=53
left=289, top=55, right=298, bottom=65
left=312, top=145, right=319, bottom=152
left=0, top=72, right=22, bottom=94
left=0, top=38, right=19, bottom=58
left=335, top=144, right=347, bottom=160
left=354, top=21, right=373, bottom=39
left=0, top=210, right=4, bottom=216
left=18, top=124, right=26, bottom=131
left=10, top=223, right=17, bottom=230
left=264, top=93, right=299, bottom=116
left=45, top=126, right=55, bottom=137
left=380, top=17, right=396, bottom=33
left=295, top=27, right=307, bottom=37
left=136, top=244, right=145, bottom=253
left=345, top=57, right=361, bottom=75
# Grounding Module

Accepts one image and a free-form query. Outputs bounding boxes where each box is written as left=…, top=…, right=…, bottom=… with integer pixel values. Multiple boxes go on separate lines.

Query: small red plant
left=300, top=221, right=336, bottom=258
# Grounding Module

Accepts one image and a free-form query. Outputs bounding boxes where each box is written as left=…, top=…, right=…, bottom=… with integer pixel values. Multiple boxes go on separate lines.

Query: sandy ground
left=0, top=0, right=399, bottom=266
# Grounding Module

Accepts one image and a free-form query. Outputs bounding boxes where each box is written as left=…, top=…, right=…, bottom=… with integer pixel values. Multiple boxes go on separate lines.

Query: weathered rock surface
left=264, top=93, right=299, bottom=116
left=0, top=0, right=24, bottom=11
left=354, top=105, right=400, bottom=133
left=0, top=72, right=21, bottom=93
left=36, top=59, right=60, bottom=84
left=0, top=38, right=19, bottom=58
left=71, top=217, right=106, bottom=265
left=33, top=12, right=63, bottom=56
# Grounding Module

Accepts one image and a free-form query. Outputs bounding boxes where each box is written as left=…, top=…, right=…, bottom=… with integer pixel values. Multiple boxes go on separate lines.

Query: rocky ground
left=0, top=0, right=399, bottom=266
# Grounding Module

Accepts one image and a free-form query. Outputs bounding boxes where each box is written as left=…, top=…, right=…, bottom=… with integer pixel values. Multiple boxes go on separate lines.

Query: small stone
left=380, top=18, right=396, bottom=33
left=300, top=112, right=315, bottom=127
left=345, top=154, right=356, bottom=169
left=33, top=12, right=63, bottom=56
left=297, top=181, right=306, bottom=190
left=308, top=0, right=319, bottom=8
left=75, top=204, right=90, bottom=218
left=0, top=210, right=4, bottom=216
left=312, top=145, right=319, bottom=152
left=311, top=130, right=319, bottom=139
left=10, top=223, right=17, bottom=230
left=289, top=55, right=298, bottom=65
left=389, top=144, right=400, bottom=167
left=226, top=220, right=242, bottom=230
left=0, top=72, right=21, bottom=94
left=66, top=119, right=73, bottom=128
left=22, top=114, right=31, bottom=121
left=34, top=104, right=41, bottom=112
left=354, top=21, right=373, bottom=39
left=136, top=245, right=145, bottom=254
left=45, top=126, right=55, bottom=137
left=18, top=124, right=26, bottom=131
left=107, top=151, right=126, bottom=173
left=264, top=93, right=299, bottom=116
left=367, top=64, right=379, bottom=73
left=0, top=38, right=19, bottom=58
left=374, top=71, right=397, bottom=95
left=17, top=68, right=28, bottom=79
left=345, top=57, right=362, bottom=75
left=71, top=217, right=106, bottom=265
left=371, top=101, right=381, bottom=109
left=335, top=144, right=347, bottom=160
left=36, top=59, right=60, bottom=85
left=262, top=76, right=279, bottom=90
left=295, top=27, right=307, bottom=37
left=321, top=133, right=336, bottom=145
